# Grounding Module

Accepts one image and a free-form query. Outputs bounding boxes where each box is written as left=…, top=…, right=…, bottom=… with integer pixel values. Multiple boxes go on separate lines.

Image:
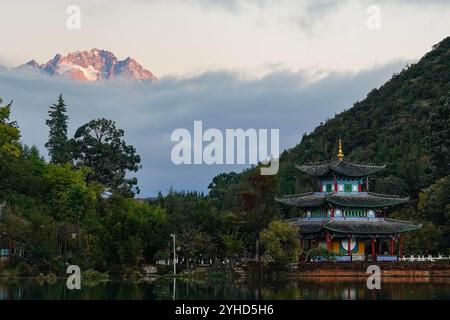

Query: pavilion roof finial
left=337, top=139, right=344, bottom=160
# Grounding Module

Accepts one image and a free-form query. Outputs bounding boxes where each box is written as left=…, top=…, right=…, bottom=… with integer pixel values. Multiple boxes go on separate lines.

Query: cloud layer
left=0, top=61, right=407, bottom=196
left=1, top=0, right=448, bottom=76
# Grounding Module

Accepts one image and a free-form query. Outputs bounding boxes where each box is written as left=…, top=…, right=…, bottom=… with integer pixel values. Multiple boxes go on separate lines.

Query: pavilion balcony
left=313, top=254, right=399, bottom=262
left=296, top=216, right=383, bottom=221
left=335, top=254, right=366, bottom=262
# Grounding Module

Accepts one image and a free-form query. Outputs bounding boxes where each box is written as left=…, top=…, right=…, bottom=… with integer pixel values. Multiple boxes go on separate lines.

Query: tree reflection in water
left=0, top=277, right=450, bottom=300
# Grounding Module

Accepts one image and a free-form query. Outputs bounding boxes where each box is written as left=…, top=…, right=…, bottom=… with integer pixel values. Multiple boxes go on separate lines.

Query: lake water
left=1, top=277, right=450, bottom=300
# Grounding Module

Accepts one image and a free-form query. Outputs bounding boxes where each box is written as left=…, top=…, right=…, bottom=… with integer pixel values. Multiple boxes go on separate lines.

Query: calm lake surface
left=1, top=277, right=450, bottom=300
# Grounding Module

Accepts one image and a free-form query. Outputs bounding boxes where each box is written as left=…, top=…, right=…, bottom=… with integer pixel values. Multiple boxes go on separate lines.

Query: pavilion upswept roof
left=291, top=218, right=421, bottom=235
left=296, top=159, right=385, bottom=178
left=276, top=192, right=410, bottom=208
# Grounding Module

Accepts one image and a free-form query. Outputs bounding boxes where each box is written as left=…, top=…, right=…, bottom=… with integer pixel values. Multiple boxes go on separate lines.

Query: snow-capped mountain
left=15, top=49, right=157, bottom=82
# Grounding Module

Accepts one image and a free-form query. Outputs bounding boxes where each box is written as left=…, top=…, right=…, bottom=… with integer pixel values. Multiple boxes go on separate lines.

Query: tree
left=260, top=220, right=300, bottom=266
left=238, top=170, right=277, bottom=261
left=177, top=225, right=217, bottom=269
left=71, top=118, right=141, bottom=196
left=374, top=175, right=410, bottom=197
left=45, top=94, right=70, bottom=164
left=99, top=195, right=168, bottom=269
left=403, top=221, right=443, bottom=255
left=0, top=145, right=46, bottom=200
left=42, top=163, right=98, bottom=223
left=0, top=97, right=20, bottom=158
left=221, top=230, right=245, bottom=259
left=208, top=172, right=240, bottom=211
left=428, top=94, right=450, bottom=179
left=416, top=175, right=450, bottom=252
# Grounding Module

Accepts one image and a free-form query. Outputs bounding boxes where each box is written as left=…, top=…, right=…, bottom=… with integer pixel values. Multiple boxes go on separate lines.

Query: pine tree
left=45, top=94, right=70, bottom=164
left=0, top=97, right=21, bottom=158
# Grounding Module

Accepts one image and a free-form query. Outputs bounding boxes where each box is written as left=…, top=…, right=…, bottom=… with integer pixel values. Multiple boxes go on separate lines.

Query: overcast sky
left=1, top=0, right=449, bottom=76
left=0, top=0, right=449, bottom=196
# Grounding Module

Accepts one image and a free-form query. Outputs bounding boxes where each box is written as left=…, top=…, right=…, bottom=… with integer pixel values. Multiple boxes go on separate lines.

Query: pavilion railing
left=400, top=254, right=450, bottom=262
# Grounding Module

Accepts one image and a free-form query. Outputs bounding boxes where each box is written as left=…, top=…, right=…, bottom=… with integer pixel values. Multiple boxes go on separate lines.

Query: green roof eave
left=289, top=218, right=422, bottom=235
left=296, top=159, right=386, bottom=178
left=323, top=219, right=422, bottom=235
left=276, top=192, right=410, bottom=209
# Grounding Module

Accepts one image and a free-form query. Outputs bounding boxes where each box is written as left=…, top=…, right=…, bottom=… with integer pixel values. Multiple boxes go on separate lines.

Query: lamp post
left=170, top=234, right=176, bottom=276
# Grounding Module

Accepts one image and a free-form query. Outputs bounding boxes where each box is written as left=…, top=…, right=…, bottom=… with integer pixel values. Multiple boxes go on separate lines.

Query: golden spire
left=337, top=139, right=344, bottom=160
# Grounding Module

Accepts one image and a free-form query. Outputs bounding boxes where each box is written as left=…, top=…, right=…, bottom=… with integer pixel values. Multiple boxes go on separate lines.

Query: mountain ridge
left=13, top=48, right=157, bottom=82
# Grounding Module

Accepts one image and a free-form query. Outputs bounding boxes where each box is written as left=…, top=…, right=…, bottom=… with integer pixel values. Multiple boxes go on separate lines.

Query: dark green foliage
left=403, top=222, right=443, bottom=255
left=177, top=225, right=217, bottom=269
left=260, top=220, right=300, bottom=266
left=153, top=189, right=227, bottom=261
left=221, top=231, right=245, bottom=258
left=415, top=176, right=450, bottom=253
left=98, top=195, right=168, bottom=270
left=0, top=97, right=163, bottom=275
left=0, top=98, right=20, bottom=158
left=208, top=172, right=241, bottom=211
left=427, top=95, right=450, bottom=178
left=306, top=247, right=337, bottom=260
left=45, top=94, right=71, bottom=164
left=71, top=118, right=141, bottom=197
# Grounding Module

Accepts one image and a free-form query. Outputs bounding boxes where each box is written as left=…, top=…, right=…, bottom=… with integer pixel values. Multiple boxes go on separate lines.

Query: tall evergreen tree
left=45, top=94, right=70, bottom=164
left=0, top=97, right=21, bottom=159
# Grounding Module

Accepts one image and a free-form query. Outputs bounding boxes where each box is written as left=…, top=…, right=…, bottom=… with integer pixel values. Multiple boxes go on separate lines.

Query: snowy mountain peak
left=15, top=49, right=157, bottom=82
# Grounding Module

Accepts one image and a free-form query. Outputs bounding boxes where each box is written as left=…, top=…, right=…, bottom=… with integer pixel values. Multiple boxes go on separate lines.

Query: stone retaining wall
left=291, top=261, right=450, bottom=277
left=292, top=269, right=450, bottom=277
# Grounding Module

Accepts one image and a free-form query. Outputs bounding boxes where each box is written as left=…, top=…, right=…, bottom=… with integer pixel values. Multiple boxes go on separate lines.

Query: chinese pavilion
left=276, top=140, right=421, bottom=262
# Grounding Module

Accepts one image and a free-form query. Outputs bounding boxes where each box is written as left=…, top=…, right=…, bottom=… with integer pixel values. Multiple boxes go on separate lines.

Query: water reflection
left=173, top=278, right=176, bottom=300
left=0, top=277, right=449, bottom=300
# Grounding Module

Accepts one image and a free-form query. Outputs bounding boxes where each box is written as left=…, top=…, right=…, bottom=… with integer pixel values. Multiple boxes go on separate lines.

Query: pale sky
left=1, top=0, right=450, bottom=77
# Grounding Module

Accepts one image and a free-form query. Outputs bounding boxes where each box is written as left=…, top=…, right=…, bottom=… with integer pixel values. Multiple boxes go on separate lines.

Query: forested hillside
left=209, top=37, right=450, bottom=254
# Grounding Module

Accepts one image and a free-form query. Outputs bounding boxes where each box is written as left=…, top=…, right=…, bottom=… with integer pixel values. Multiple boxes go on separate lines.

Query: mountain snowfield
left=11, top=48, right=157, bottom=82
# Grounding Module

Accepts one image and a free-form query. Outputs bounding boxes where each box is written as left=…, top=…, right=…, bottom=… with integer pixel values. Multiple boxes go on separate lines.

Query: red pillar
left=348, top=235, right=352, bottom=261
left=400, top=235, right=404, bottom=258
left=371, top=238, right=375, bottom=261
left=390, top=238, right=394, bottom=255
